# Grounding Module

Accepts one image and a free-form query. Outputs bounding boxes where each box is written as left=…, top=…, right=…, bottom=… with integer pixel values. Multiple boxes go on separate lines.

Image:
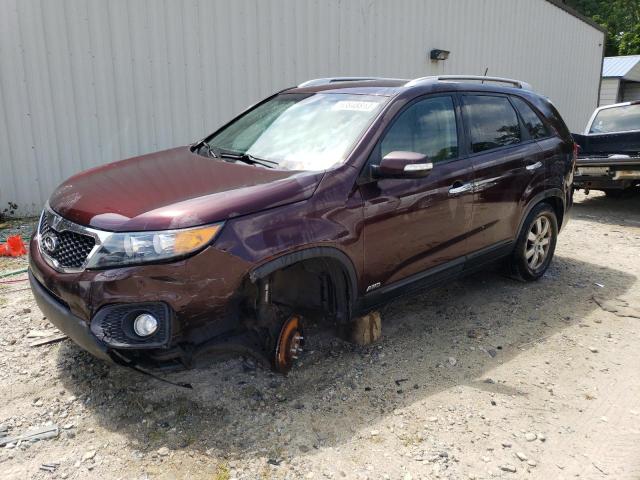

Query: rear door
left=461, top=94, right=543, bottom=253
left=510, top=95, right=560, bottom=194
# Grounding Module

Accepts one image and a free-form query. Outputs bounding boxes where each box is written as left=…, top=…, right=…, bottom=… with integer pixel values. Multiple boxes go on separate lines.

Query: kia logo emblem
left=42, top=232, right=59, bottom=253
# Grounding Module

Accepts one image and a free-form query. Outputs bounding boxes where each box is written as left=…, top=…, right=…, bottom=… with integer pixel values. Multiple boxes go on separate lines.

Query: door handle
left=526, top=161, right=543, bottom=171
left=449, top=181, right=473, bottom=195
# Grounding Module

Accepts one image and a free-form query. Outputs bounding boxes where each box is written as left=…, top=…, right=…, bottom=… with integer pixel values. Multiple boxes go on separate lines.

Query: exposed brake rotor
left=273, top=314, right=304, bottom=373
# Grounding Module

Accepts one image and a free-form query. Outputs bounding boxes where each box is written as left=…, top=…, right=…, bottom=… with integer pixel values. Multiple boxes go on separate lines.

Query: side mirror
left=371, top=151, right=433, bottom=179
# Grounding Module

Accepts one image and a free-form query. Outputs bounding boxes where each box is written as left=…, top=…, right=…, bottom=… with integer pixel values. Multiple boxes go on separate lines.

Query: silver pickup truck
left=573, top=101, right=640, bottom=197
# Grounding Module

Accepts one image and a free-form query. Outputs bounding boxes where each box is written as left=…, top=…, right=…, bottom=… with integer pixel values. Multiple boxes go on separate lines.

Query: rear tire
left=509, top=203, right=558, bottom=281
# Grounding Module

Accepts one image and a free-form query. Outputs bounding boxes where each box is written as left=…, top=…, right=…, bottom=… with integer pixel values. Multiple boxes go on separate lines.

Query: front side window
left=589, top=104, right=640, bottom=134
left=511, top=97, right=549, bottom=139
left=463, top=95, right=521, bottom=153
left=207, top=93, right=388, bottom=171
left=380, top=96, right=458, bottom=162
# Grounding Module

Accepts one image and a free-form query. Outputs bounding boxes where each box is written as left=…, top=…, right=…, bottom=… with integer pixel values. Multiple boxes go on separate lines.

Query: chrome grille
left=39, top=210, right=97, bottom=270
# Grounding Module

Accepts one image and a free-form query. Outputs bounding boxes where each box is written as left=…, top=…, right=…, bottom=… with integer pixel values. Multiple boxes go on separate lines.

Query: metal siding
left=599, top=78, right=621, bottom=106
left=0, top=0, right=604, bottom=214
left=626, top=62, right=640, bottom=83
left=622, top=82, right=640, bottom=103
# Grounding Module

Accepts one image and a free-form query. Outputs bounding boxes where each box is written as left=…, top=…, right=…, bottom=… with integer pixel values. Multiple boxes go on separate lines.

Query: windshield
left=589, top=104, right=640, bottom=134
left=206, top=93, right=388, bottom=170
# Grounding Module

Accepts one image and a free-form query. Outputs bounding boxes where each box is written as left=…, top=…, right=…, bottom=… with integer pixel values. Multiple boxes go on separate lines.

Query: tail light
left=568, top=142, right=579, bottom=189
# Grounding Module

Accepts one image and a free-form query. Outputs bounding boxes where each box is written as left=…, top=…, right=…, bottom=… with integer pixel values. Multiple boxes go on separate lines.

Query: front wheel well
left=241, top=256, right=354, bottom=330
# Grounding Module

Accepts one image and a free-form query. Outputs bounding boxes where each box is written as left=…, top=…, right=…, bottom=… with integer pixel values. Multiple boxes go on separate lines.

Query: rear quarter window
left=526, top=95, right=571, bottom=142
left=511, top=96, right=550, bottom=139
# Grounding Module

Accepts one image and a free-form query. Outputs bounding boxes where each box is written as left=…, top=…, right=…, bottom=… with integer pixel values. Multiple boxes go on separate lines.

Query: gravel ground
left=1, top=191, right=639, bottom=480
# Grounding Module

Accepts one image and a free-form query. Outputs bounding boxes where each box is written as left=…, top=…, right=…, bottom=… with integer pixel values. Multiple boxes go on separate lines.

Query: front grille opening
left=40, top=213, right=96, bottom=269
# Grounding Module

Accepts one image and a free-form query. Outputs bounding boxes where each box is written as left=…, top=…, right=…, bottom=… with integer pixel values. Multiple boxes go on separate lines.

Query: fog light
left=133, top=313, right=158, bottom=337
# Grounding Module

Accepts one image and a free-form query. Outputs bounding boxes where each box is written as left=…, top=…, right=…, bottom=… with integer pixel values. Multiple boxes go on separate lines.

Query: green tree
left=564, top=0, right=640, bottom=55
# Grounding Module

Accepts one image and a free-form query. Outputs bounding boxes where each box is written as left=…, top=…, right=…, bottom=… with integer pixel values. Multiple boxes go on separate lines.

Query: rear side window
left=511, top=97, right=549, bottom=139
left=380, top=96, right=458, bottom=162
left=462, top=95, right=521, bottom=153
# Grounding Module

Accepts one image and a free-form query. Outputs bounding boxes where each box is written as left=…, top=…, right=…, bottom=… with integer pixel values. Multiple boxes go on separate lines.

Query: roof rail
left=406, top=75, right=532, bottom=90
left=297, top=77, right=399, bottom=88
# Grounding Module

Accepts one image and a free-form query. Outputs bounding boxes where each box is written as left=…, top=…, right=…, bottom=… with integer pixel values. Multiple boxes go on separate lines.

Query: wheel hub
left=274, top=315, right=304, bottom=373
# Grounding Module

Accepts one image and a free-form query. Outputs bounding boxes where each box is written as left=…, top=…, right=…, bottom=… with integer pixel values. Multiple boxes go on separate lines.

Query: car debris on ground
left=0, top=425, right=59, bottom=447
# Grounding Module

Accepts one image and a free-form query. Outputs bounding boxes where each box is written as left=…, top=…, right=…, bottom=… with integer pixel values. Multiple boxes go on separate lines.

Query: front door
left=360, top=95, right=474, bottom=293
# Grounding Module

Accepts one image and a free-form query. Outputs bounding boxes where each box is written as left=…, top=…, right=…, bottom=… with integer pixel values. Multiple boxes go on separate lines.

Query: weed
left=214, top=462, right=231, bottom=480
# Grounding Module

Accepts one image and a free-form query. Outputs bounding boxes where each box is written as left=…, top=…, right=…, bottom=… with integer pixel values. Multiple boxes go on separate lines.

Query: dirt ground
left=1, top=191, right=639, bottom=480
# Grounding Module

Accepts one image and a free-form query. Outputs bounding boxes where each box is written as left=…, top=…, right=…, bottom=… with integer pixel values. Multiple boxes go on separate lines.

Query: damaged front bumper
left=29, top=270, right=113, bottom=363
left=28, top=232, right=259, bottom=368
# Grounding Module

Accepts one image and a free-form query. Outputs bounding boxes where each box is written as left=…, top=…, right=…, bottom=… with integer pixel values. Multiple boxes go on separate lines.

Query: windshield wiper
left=218, top=151, right=278, bottom=169
left=192, top=139, right=219, bottom=158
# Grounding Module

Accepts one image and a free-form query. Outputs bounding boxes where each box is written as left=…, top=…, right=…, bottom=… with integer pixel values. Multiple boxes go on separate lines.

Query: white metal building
left=0, top=0, right=606, bottom=215
left=599, top=55, right=640, bottom=106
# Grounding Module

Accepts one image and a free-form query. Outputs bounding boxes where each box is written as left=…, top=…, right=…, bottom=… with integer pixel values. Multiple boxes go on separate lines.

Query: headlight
left=86, top=223, right=223, bottom=268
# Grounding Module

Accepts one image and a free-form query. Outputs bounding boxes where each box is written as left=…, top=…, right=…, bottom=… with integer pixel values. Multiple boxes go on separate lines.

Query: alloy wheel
left=525, top=215, right=552, bottom=270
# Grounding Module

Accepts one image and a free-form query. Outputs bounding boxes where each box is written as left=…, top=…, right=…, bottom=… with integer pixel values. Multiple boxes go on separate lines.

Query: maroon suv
left=29, top=76, right=575, bottom=373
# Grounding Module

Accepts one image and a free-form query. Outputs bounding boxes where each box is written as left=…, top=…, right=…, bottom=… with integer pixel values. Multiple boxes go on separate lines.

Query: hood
left=49, top=147, right=324, bottom=231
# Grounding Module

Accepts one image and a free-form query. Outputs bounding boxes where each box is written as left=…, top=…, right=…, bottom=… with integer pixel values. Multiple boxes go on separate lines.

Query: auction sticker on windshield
left=332, top=100, right=380, bottom=112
